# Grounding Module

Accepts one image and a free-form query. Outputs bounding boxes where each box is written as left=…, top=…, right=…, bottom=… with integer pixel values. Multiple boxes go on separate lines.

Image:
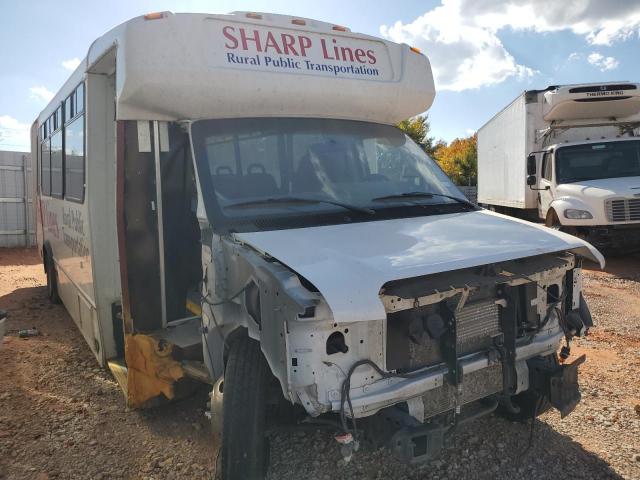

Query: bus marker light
left=143, top=12, right=166, bottom=21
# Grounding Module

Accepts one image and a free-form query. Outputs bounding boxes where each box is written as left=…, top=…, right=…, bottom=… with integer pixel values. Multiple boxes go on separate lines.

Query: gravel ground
left=1, top=248, right=639, bottom=480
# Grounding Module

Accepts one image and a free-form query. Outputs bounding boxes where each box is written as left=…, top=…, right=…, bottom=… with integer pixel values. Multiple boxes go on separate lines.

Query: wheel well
left=545, top=208, right=559, bottom=227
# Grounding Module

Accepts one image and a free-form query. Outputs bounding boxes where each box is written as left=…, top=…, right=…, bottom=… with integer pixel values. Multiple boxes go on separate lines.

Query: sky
left=1, top=0, right=640, bottom=151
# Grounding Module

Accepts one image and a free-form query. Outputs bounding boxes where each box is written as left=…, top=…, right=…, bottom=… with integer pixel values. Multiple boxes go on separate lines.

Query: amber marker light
left=143, top=12, right=166, bottom=20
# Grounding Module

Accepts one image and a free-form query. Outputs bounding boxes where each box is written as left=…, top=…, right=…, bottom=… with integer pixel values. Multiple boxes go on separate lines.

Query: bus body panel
left=34, top=70, right=121, bottom=365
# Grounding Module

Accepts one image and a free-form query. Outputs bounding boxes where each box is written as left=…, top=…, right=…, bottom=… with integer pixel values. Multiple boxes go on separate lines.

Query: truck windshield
left=191, top=118, right=467, bottom=232
left=555, top=140, right=640, bottom=184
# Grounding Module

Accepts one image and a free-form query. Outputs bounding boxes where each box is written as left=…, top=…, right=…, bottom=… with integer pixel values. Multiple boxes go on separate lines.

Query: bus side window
left=51, top=131, right=64, bottom=197
left=75, top=83, right=84, bottom=114
left=65, top=114, right=85, bottom=202
left=41, top=139, right=51, bottom=196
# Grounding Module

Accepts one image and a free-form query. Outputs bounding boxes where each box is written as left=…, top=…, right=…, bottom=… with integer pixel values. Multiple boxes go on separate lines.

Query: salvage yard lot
left=1, top=248, right=639, bottom=480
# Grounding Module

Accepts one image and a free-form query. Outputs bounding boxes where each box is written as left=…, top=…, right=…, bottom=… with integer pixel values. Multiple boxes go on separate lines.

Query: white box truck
left=478, top=82, right=640, bottom=254
left=33, top=12, right=603, bottom=479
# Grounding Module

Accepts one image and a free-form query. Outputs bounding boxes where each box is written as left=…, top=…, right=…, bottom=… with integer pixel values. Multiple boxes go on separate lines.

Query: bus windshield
left=191, top=118, right=467, bottom=232
left=555, top=140, right=640, bottom=184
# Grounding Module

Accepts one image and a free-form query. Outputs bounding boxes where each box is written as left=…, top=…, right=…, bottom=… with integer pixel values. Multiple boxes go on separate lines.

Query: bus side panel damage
left=124, top=334, right=185, bottom=408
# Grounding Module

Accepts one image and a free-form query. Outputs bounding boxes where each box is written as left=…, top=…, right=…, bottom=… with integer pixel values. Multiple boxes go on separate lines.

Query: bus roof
left=37, top=11, right=435, bottom=126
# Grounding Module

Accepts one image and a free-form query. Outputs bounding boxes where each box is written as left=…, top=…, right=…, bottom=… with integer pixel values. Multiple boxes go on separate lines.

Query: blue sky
left=1, top=0, right=639, bottom=151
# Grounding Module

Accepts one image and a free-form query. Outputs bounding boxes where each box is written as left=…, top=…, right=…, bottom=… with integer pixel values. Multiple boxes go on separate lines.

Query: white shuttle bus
left=34, top=12, right=604, bottom=479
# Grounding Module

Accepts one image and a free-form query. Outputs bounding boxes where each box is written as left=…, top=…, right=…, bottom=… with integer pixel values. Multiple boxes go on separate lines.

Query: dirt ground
left=0, top=248, right=639, bottom=480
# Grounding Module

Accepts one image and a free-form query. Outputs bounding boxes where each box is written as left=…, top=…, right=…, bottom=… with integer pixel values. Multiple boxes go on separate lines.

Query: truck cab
left=529, top=137, right=640, bottom=253
left=479, top=81, right=640, bottom=254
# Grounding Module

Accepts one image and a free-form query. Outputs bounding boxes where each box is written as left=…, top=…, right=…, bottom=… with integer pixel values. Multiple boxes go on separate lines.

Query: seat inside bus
left=212, top=164, right=279, bottom=199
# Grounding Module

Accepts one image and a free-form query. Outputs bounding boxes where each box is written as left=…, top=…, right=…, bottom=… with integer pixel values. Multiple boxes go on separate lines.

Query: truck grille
left=606, top=198, right=640, bottom=222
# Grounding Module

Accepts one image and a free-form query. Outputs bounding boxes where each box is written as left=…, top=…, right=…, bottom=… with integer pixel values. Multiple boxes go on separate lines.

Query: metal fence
left=0, top=150, right=34, bottom=247
left=458, top=186, right=478, bottom=204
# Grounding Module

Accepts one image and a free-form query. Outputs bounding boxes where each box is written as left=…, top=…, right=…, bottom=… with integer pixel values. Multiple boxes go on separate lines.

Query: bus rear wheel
left=218, top=336, right=270, bottom=480
left=45, top=255, right=61, bottom=304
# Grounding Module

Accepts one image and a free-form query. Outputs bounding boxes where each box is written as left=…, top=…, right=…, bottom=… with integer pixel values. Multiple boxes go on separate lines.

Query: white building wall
left=0, top=150, right=34, bottom=247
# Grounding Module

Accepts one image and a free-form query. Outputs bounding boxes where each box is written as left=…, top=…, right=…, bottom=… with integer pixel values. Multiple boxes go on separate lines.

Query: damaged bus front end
left=200, top=202, right=603, bottom=466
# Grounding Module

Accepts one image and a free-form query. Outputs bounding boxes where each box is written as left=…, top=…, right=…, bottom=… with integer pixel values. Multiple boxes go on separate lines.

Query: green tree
left=397, top=115, right=438, bottom=156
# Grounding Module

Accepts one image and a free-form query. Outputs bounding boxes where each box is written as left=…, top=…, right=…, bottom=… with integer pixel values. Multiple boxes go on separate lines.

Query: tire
left=219, top=336, right=270, bottom=480
left=45, top=254, right=61, bottom=304
left=545, top=210, right=563, bottom=231
left=497, top=354, right=558, bottom=423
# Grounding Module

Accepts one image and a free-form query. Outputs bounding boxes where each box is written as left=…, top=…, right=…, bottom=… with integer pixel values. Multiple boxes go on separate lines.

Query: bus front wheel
left=218, top=336, right=270, bottom=480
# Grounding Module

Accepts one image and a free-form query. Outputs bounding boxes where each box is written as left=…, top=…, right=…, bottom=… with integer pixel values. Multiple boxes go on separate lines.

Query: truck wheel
left=497, top=354, right=558, bottom=422
left=545, top=211, right=563, bottom=231
left=219, top=336, right=270, bottom=480
left=45, top=255, right=61, bottom=304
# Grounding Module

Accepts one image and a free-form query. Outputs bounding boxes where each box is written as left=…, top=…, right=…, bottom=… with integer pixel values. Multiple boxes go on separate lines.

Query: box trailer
left=33, top=12, right=604, bottom=479
left=478, top=83, right=640, bottom=253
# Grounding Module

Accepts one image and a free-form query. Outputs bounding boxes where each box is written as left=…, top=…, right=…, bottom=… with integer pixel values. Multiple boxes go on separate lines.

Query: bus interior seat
left=212, top=166, right=278, bottom=199
left=292, top=141, right=373, bottom=194
left=293, top=142, right=347, bottom=192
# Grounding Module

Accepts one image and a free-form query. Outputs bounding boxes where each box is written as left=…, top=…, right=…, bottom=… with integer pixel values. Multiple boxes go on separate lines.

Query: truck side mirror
left=526, top=154, right=536, bottom=175
left=527, top=175, right=537, bottom=186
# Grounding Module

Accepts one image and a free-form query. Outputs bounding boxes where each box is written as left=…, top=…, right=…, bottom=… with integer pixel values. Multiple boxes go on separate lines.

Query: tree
left=397, top=115, right=438, bottom=156
left=433, top=134, right=477, bottom=186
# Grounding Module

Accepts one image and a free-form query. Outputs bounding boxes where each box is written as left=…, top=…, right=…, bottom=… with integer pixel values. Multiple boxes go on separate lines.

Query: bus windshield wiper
left=371, top=191, right=477, bottom=209
left=224, top=196, right=376, bottom=215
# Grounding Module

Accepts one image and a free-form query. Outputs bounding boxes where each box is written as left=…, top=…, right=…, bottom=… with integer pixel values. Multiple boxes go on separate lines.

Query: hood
left=234, top=210, right=604, bottom=323
left=556, top=176, right=640, bottom=199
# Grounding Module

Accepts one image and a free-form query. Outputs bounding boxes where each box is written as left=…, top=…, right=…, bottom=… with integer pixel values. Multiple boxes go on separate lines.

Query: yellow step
left=107, top=358, right=128, bottom=396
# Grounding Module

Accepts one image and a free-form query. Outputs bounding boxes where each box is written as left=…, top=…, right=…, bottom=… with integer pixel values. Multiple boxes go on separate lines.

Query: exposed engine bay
left=381, top=252, right=585, bottom=418
left=203, top=232, right=594, bottom=464
left=285, top=252, right=590, bottom=462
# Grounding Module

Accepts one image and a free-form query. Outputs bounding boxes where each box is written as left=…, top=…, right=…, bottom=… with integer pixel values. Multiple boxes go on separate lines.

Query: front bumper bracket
left=549, top=354, right=586, bottom=418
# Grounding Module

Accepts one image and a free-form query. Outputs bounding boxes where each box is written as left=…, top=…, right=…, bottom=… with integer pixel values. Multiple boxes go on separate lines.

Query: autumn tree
left=397, top=116, right=478, bottom=186
left=433, top=134, right=477, bottom=186
left=397, top=115, right=438, bottom=156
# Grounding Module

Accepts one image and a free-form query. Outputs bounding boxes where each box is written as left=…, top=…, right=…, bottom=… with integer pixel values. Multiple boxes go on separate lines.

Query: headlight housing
left=564, top=209, right=593, bottom=220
